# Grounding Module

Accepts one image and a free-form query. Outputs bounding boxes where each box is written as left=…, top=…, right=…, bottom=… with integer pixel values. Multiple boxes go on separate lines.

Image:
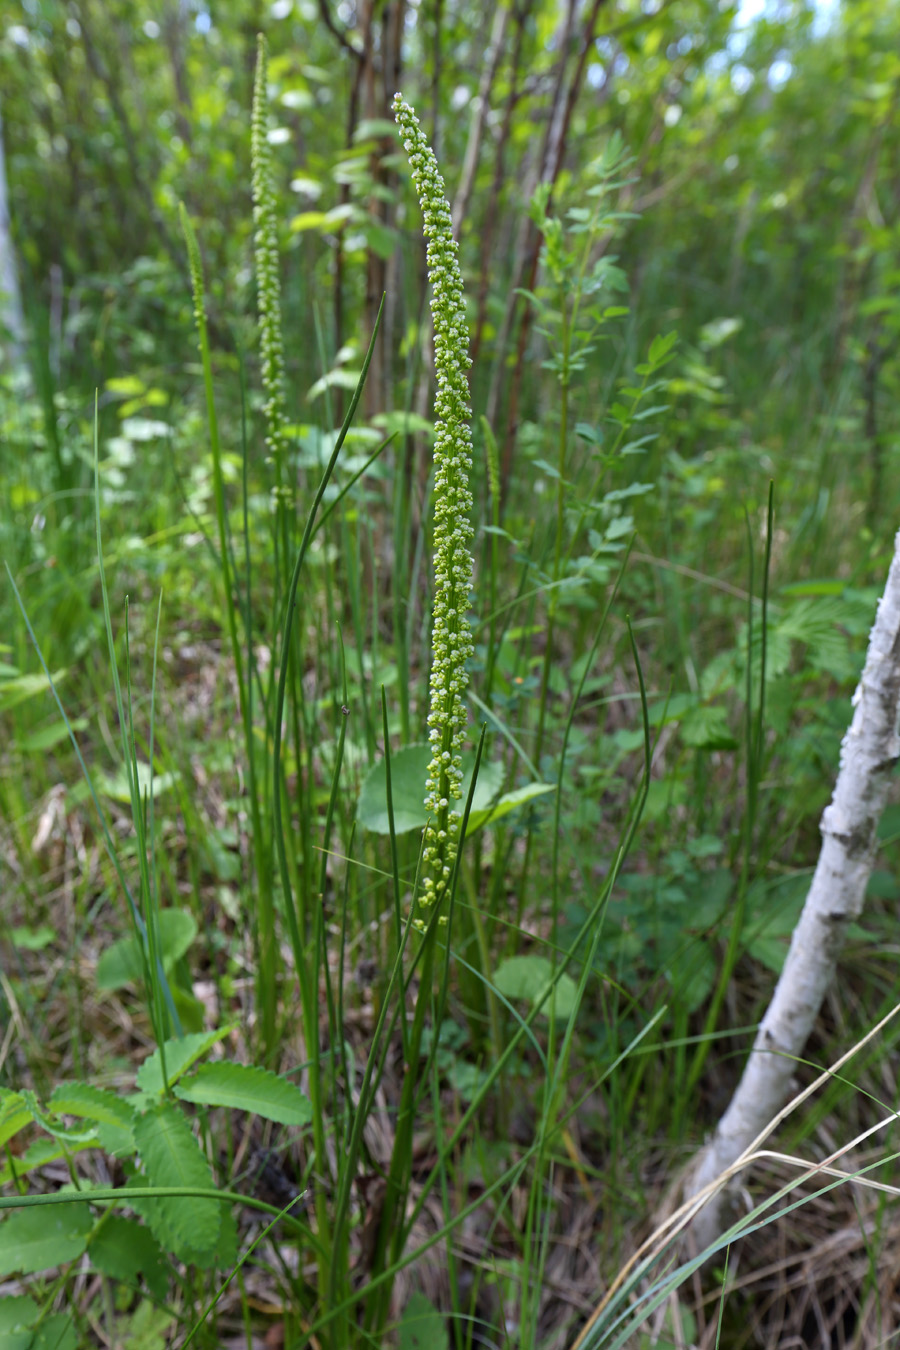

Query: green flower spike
left=251, top=35, right=288, bottom=476
left=394, top=94, right=476, bottom=930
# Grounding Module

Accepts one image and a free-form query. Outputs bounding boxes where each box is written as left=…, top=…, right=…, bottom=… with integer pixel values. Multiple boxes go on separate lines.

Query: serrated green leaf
left=0, top=1204, right=93, bottom=1277
left=357, top=745, right=504, bottom=836
left=89, top=1216, right=169, bottom=1300
left=174, top=1064, right=312, bottom=1126
left=0, top=1090, right=33, bottom=1150
left=466, top=782, right=555, bottom=832
left=13, top=1090, right=97, bottom=1146
left=136, top=1027, right=232, bottom=1096
left=48, top=1083, right=135, bottom=1139
left=132, top=1103, right=220, bottom=1258
left=212, top=1204, right=239, bottom=1269
left=493, top=955, right=578, bottom=1020
left=96, top=910, right=197, bottom=991
left=680, top=704, right=738, bottom=751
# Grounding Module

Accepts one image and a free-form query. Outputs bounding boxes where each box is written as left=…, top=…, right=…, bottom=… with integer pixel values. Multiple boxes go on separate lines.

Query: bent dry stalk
left=393, top=94, right=476, bottom=929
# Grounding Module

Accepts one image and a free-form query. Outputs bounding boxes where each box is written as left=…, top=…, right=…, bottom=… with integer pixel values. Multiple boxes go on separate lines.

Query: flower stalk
left=251, top=36, right=289, bottom=484
left=393, top=94, right=475, bottom=929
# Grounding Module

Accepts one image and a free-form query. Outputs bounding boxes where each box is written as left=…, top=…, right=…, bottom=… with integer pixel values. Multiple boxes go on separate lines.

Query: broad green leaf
left=119, top=417, right=169, bottom=441
left=398, top=1292, right=449, bottom=1350
left=0, top=1090, right=33, bottom=1150
left=19, top=717, right=88, bottom=751
left=32, top=1315, right=78, bottom=1350
left=466, top=782, right=555, bottom=832
left=132, top=1103, right=220, bottom=1259
left=0, top=1295, right=39, bottom=1338
left=175, top=1064, right=312, bottom=1126
left=647, top=330, right=678, bottom=365
left=289, top=204, right=356, bottom=234
left=105, top=375, right=146, bottom=397
left=95, top=763, right=179, bottom=803
left=10, top=925, right=55, bottom=951
left=746, top=896, right=806, bottom=975
left=780, top=578, right=844, bottom=597
left=0, top=1204, right=93, bottom=1277
left=371, top=410, right=434, bottom=437
left=289, top=174, right=322, bottom=198
left=699, top=316, right=742, bottom=348
left=97, top=1119, right=137, bottom=1159
left=362, top=221, right=397, bottom=259
left=172, top=983, right=207, bottom=1035
left=112, top=1300, right=174, bottom=1349
left=89, top=1216, right=168, bottom=1300
left=357, top=744, right=504, bottom=835
left=136, top=1027, right=232, bottom=1096
left=668, top=943, right=717, bottom=1013
left=0, top=670, right=67, bottom=715
left=96, top=909, right=197, bottom=991
left=306, top=368, right=364, bottom=400
left=493, top=956, right=578, bottom=1020
left=353, top=116, right=397, bottom=141
left=0, top=1134, right=95, bottom=1186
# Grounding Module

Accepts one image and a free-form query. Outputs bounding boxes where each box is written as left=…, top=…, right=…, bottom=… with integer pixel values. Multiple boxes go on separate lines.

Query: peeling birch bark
left=685, top=529, right=900, bottom=1253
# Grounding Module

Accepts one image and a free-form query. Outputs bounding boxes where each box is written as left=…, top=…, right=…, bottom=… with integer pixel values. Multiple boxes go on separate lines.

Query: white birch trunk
left=685, top=528, right=900, bottom=1252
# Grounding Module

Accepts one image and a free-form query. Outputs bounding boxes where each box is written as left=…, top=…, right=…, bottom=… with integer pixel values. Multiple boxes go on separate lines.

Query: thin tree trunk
left=470, top=0, right=533, bottom=371
left=451, top=0, right=510, bottom=239
left=684, top=528, right=900, bottom=1253
left=0, top=98, right=26, bottom=372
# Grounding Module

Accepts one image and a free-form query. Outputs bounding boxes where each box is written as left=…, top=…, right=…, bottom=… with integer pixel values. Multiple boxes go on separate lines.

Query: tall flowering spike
left=251, top=36, right=288, bottom=475
left=394, top=95, right=475, bottom=927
